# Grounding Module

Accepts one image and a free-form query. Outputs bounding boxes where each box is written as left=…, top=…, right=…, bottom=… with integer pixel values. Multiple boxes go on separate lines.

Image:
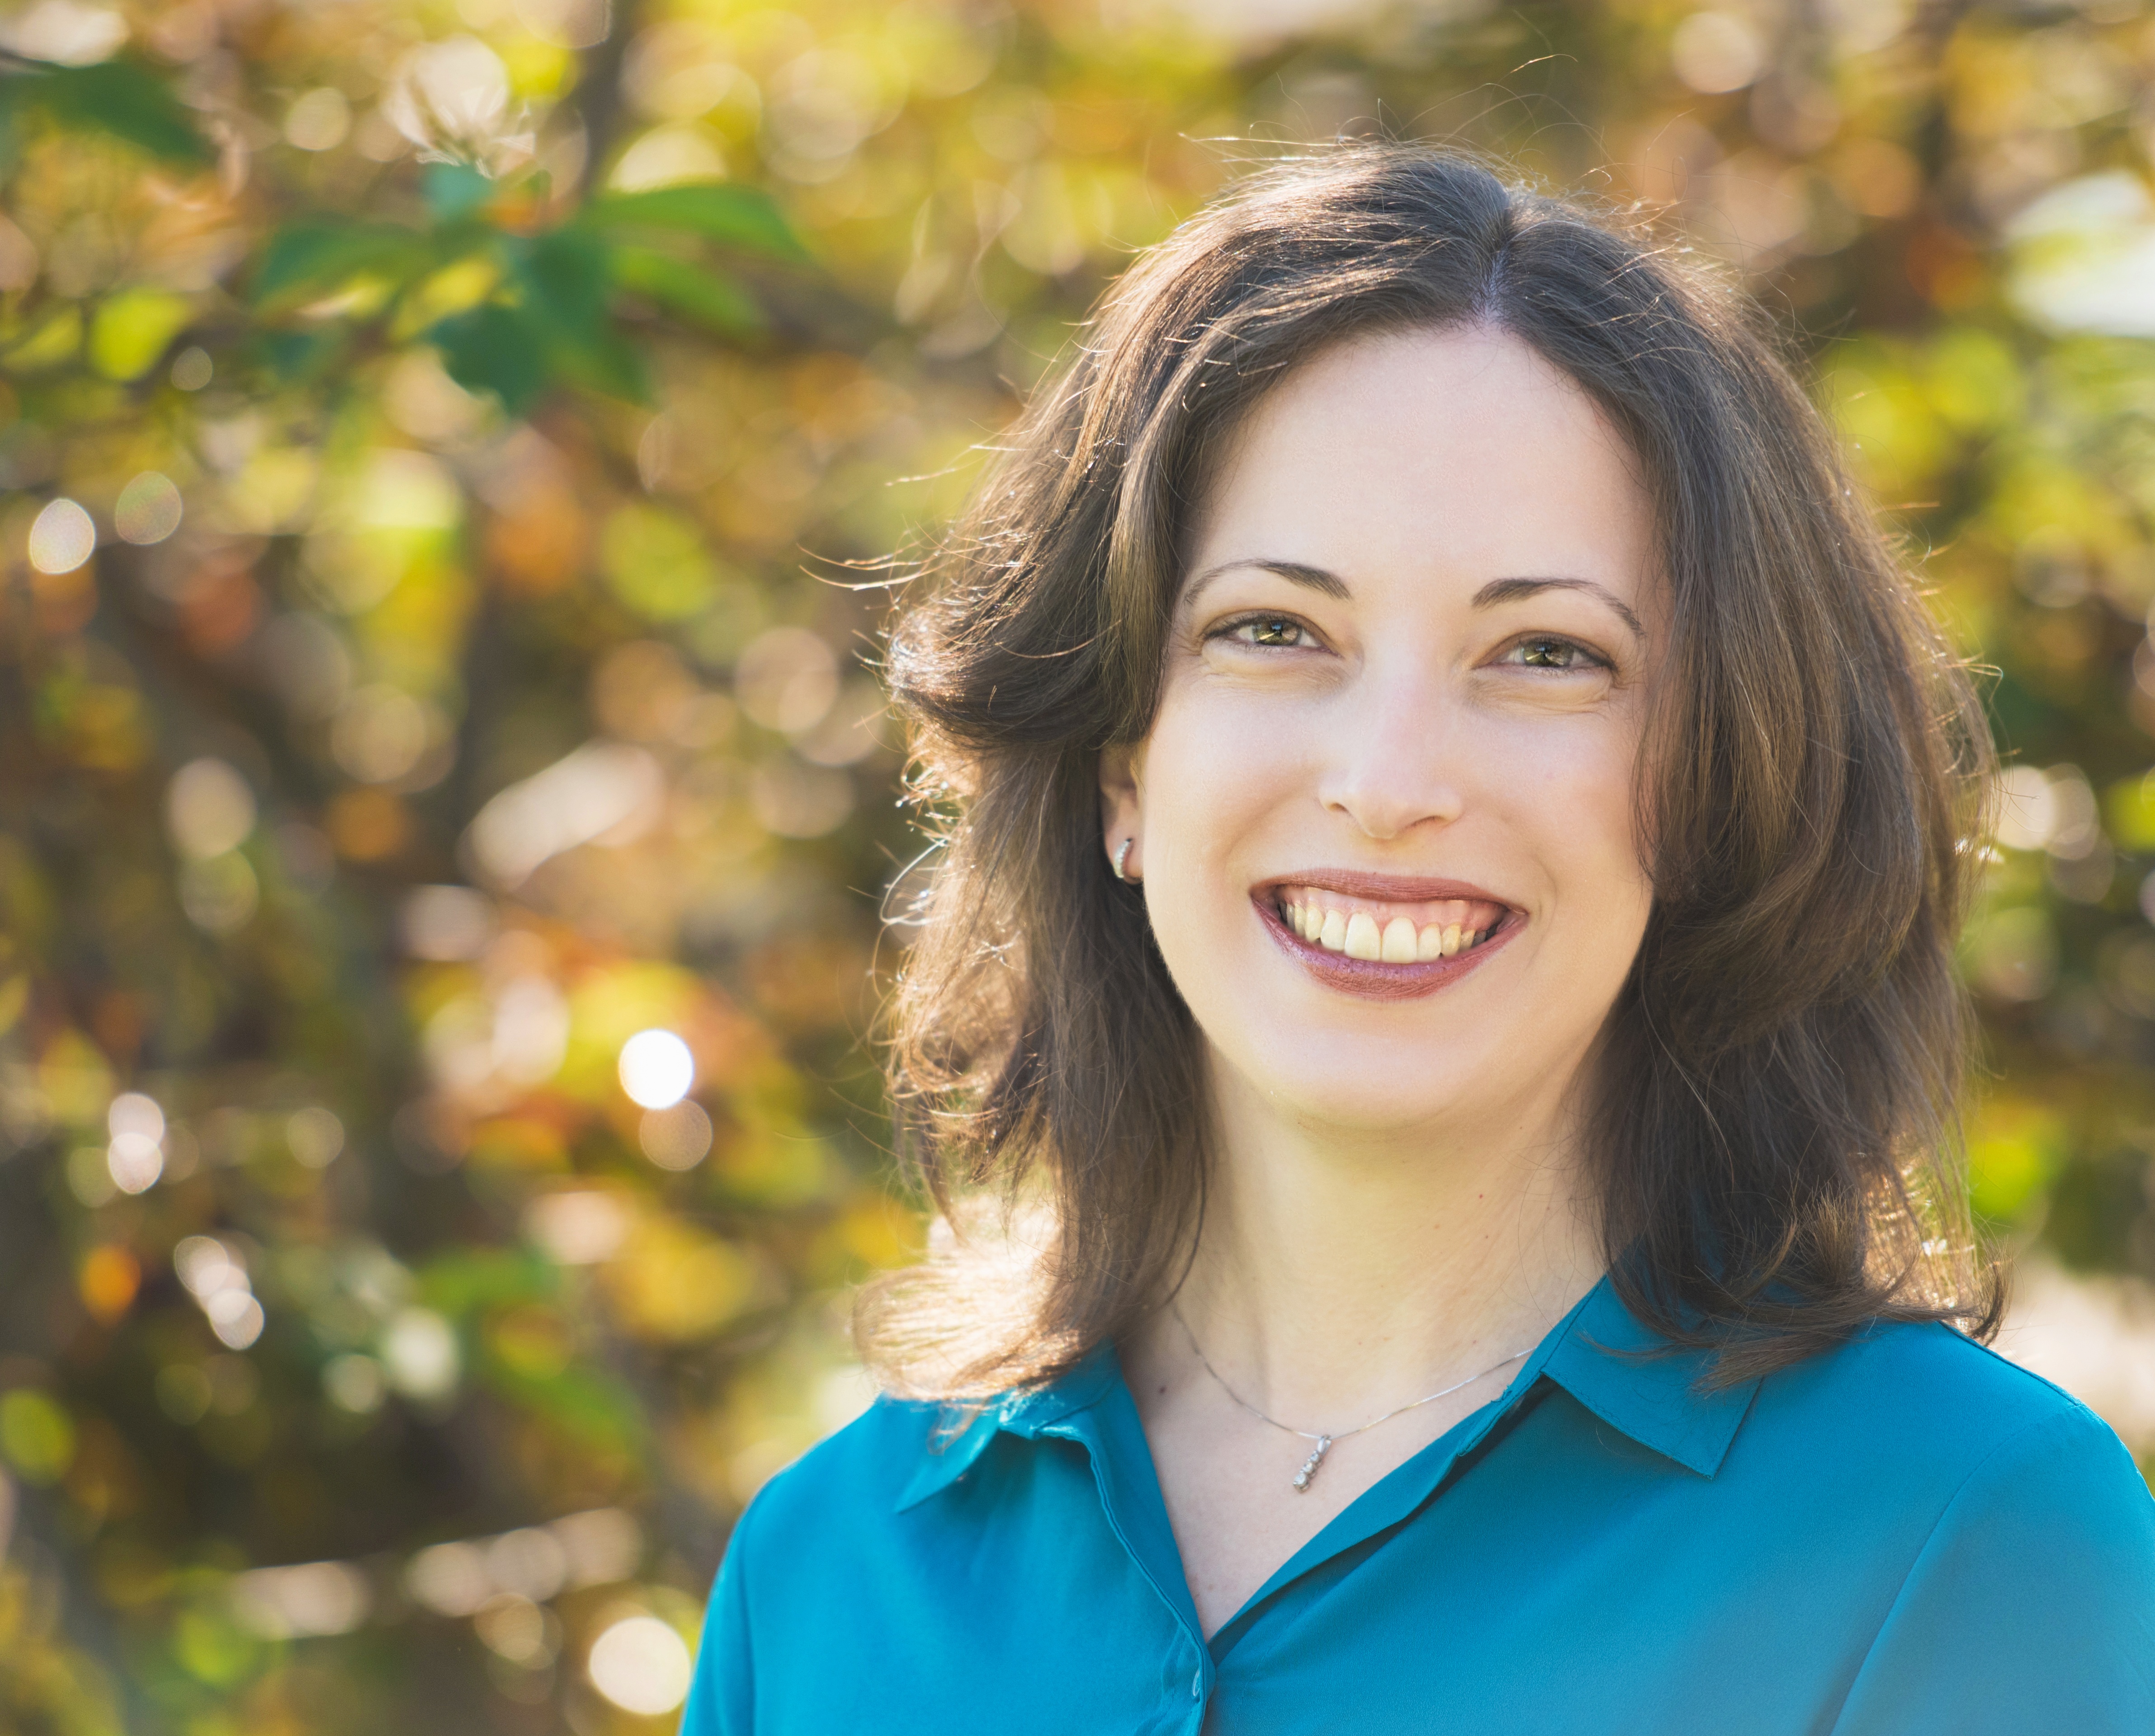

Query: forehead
left=1185, top=325, right=1657, bottom=609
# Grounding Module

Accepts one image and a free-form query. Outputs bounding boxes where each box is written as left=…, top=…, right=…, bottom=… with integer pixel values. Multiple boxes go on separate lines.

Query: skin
left=1100, top=324, right=1663, bottom=1638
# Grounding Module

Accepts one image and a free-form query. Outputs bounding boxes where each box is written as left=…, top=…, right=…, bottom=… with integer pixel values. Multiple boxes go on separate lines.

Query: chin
left=1219, top=1025, right=1510, bottom=1134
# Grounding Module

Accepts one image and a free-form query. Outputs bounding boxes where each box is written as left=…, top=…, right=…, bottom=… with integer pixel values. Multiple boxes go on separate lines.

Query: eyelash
left=1206, top=614, right=1613, bottom=672
left=1497, top=634, right=1613, bottom=673
left=1209, top=613, right=1311, bottom=648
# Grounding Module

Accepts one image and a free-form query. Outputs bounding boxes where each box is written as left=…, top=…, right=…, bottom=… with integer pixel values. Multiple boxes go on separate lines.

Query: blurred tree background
left=3, top=0, right=2155, bottom=1727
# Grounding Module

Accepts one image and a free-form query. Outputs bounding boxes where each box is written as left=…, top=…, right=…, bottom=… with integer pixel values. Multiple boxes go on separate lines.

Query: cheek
left=1143, top=715, right=1254, bottom=846
left=1470, top=696, right=1647, bottom=854
left=1134, top=691, right=1296, bottom=922
left=1493, top=718, right=1655, bottom=952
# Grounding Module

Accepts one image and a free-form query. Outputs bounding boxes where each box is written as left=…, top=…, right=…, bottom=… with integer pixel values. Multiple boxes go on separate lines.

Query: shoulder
left=1752, top=1317, right=2153, bottom=1542
left=1779, top=1317, right=2113, bottom=1446
left=726, top=1391, right=979, bottom=1574
left=734, top=1393, right=944, bottom=1535
left=1794, top=1327, right=2155, bottom=1730
left=682, top=1399, right=950, bottom=1736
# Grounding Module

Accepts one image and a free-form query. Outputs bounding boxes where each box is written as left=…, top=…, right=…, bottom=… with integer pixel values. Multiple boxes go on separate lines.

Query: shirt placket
left=1027, top=1390, right=1216, bottom=1734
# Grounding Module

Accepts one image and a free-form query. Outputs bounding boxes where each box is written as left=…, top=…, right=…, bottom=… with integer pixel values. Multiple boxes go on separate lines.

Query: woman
left=682, top=147, right=2155, bottom=1732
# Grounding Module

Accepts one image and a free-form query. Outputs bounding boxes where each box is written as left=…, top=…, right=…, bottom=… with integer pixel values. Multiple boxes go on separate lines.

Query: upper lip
left=1252, top=869, right=1517, bottom=908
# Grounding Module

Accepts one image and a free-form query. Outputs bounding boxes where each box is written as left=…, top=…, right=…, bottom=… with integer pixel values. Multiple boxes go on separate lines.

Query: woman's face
left=1102, top=325, right=1660, bottom=1140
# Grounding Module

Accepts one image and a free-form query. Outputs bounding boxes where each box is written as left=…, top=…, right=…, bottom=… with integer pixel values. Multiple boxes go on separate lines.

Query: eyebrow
left=1183, top=559, right=1646, bottom=643
left=1472, top=576, right=1646, bottom=644
left=1184, top=557, right=1349, bottom=602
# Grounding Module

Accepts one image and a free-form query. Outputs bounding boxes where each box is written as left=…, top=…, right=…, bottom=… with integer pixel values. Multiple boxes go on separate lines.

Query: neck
left=1162, top=1047, right=1603, bottom=1430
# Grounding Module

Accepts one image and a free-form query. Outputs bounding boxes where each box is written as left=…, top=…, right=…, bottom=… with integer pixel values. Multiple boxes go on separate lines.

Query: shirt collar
left=895, top=1273, right=1760, bottom=1512
left=895, top=1344, right=1121, bottom=1512
left=1538, top=1276, right=1761, bottom=1478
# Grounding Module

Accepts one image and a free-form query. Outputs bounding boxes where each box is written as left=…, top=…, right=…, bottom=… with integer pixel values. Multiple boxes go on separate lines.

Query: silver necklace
left=1170, top=1302, right=1531, bottom=1493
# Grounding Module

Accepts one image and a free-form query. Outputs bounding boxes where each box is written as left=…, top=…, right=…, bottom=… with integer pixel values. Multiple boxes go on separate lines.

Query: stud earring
left=1113, top=838, right=1137, bottom=883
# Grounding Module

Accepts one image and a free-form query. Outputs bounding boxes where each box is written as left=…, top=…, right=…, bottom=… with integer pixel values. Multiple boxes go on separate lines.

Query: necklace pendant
left=1291, top=1435, right=1333, bottom=1493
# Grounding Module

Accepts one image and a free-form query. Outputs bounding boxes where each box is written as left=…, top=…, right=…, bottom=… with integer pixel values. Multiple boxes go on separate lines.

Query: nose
left=1314, top=659, right=1468, bottom=842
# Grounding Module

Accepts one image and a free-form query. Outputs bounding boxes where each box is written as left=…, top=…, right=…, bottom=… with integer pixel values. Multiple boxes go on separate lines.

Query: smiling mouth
left=1274, top=886, right=1508, bottom=961
left=1251, top=876, right=1519, bottom=997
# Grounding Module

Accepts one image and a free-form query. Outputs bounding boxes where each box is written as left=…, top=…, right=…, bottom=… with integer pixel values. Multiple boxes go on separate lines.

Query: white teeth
left=1282, top=888, right=1502, bottom=961
left=1344, top=912, right=1382, bottom=960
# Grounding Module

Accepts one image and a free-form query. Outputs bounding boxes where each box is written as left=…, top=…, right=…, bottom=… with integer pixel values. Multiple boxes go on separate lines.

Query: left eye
left=1230, top=617, right=1305, bottom=646
left=1503, top=636, right=1596, bottom=670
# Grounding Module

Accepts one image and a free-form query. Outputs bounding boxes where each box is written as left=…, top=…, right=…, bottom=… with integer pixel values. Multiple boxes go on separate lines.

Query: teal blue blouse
left=681, top=1276, right=2155, bottom=1734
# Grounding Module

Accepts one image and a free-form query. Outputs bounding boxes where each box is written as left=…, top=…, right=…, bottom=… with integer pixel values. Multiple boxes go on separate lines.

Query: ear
left=1098, top=740, right=1145, bottom=878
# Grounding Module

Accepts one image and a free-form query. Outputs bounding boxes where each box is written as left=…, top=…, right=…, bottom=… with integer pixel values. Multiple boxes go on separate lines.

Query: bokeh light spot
left=174, top=1235, right=244, bottom=1298
left=515, top=0, right=611, bottom=51
left=1670, top=10, right=1764, bottom=94
left=107, top=1130, right=163, bottom=1194
left=166, top=758, right=257, bottom=859
left=287, top=1106, right=345, bottom=1169
left=331, top=684, right=433, bottom=784
left=27, top=497, right=95, bottom=574
left=639, top=1100, right=713, bottom=1170
left=108, top=1090, right=165, bottom=1142
left=618, top=1028, right=694, bottom=1109
left=524, top=1190, right=631, bottom=1264
left=231, top=1559, right=372, bottom=1638
left=114, top=470, right=183, bottom=544
left=587, top=1614, right=693, bottom=1715
left=382, top=1306, right=459, bottom=1399
left=180, top=853, right=261, bottom=935
left=78, top=1244, right=141, bottom=1324
left=1992, top=765, right=2057, bottom=851
left=399, top=884, right=498, bottom=960
left=323, top=1352, right=385, bottom=1413
left=283, top=86, right=351, bottom=151
left=405, top=1541, right=490, bottom=1617
left=205, top=1290, right=265, bottom=1349
left=474, top=1592, right=557, bottom=1665
left=735, top=626, right=839, bottom=734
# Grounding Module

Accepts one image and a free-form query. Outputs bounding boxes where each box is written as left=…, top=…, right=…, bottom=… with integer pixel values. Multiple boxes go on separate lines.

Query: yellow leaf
left=601, top=1216, right=756, bottom=1341
left=88, top=288, right=194, bottom=381
left=0, top=1390, right=75, bottom=1484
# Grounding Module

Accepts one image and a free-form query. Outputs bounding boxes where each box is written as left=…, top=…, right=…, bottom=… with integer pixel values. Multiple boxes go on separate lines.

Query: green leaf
left=581, top=182, right=810, bottom=262
left=544, top=321, right=648, bottom=404
left=254, top=221, right=429, bottom=309
left=419, top=1247, right=558, bottom=1319
left=430, top=302, right=551, bottom=414
left=4, top=58, right=213, bottom=165
left=0, top=1390, right=75, bottom=1484
left=482, top=1362, right=647, bottom=1454
left=87, top=287, right=194, bottom=381
left=422, top=162, right=496, bottom=222
left=254, top=327, right=344, bottom=381
left=511, top=229, right=650, bottom=404
left=0, top=302, right=81, bottom=371
left=515, top=229, right=612, bottom=343
left=2106, top=772, right=2155, bottom=851
left=611, top=246, right=767, bottom=337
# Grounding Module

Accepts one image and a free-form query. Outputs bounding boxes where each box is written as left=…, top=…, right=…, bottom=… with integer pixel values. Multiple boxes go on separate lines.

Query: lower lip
left=1253, top=894, right=1519, bottom=1001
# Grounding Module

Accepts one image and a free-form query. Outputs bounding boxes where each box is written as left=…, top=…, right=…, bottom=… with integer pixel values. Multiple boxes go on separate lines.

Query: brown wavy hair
left=862, top=144, right=1999, bottom=1397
